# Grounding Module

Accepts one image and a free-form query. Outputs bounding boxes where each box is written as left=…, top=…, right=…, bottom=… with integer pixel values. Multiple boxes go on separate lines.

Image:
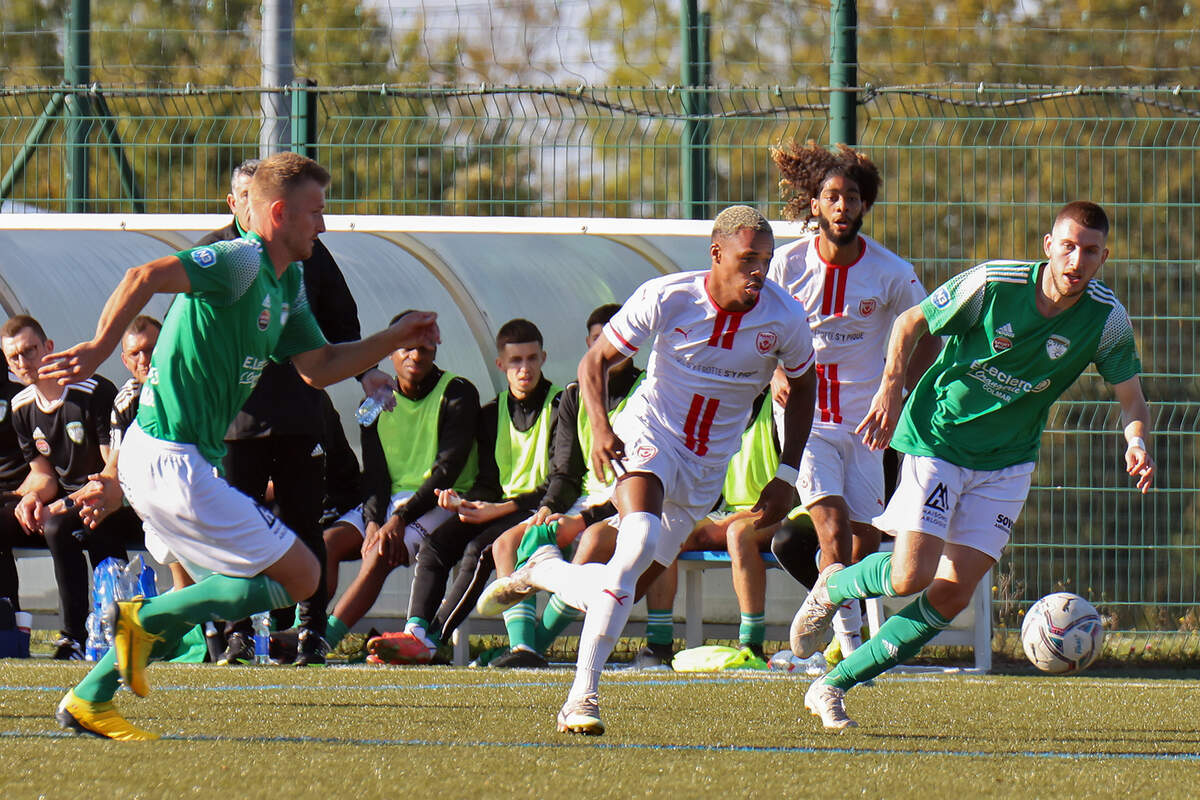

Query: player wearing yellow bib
left=485, top=304, right=640, bottom=668
left=48, top=153, right=439, bottom=740
left=368, top=319, right=561, bottom=664
left=792, top=201, right=1156, bottom=730
left=318, top=322, right=481, bottom=653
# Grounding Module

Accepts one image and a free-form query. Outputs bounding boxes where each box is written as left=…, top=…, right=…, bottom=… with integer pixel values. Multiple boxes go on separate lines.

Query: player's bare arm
left=1112, top=376, right=1155, bottom=493
left=14, top=455, right=58, bottom=533
left=753, top=367, right=816, bottom=528
left=291, top=311, right=439, bottom=389
left=905, top=327, right=942, bottom=391
left=857, top=304, right=930, bottom=450
left=578, top=334, right=627, bottom=480
left=39, top=255, right=191, bottom=384
left=769, top=364, right=790, bottom=407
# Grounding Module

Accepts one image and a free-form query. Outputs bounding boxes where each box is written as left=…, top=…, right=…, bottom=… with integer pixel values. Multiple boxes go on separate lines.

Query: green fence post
left=64, top=0, right=91, bottom=212
left=829, top=0, right=858, bottom=147
left=680, top=1, right=710, bottom=220
left=290, top=79, right=318, bottom=159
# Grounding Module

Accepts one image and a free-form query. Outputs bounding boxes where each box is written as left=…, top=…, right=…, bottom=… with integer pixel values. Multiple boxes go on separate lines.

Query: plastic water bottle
left=84, top=611, right=103, bottom=661
left=355, top=387, right=393, bottom=427
left=768, top=648, right=802, bottom=673
left=88, top=558, right=122, bottom=658
left=251, top=612, right=271, bottom=665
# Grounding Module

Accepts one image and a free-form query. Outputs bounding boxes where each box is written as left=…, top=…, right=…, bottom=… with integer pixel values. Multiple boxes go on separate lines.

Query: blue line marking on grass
left=0, top=676, right=759, bottom=693
left=4, top=729, right=1200, bottom=762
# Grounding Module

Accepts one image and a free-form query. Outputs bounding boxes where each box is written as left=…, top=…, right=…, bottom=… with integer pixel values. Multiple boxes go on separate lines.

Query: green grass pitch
left=2, top=661, right=1198, bottom=798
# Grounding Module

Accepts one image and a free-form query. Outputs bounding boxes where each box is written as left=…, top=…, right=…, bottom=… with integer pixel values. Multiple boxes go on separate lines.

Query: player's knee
left=889, top=564, right=935, bottom=597
left=925, top=578, right=973, bottom=618
left=41, top=513, right=79, bottom=552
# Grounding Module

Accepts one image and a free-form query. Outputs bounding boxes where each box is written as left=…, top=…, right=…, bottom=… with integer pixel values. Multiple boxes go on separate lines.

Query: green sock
left=826, top=552, right=898, bottom=605
left=824, top=592, right=950, bottom=691
left=405, top=616, right=439, bottom=648
left=535, top=594, right=581, bottom=652
left=326, top=615, right=350, bottom=649
left=739, top=612, right=766, bottom=647
left=502, top=596, right=538, bottom=651
left=74, top=575, right=293, bottom=704
left=74, top=648, right=121, bottom=703
left=645, top=608, right=674, bottom=647
left=138, top=574, right=293, bottom=634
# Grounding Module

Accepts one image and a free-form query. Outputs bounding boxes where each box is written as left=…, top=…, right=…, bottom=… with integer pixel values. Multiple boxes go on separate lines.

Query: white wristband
left=774, top=463, right=800, bottom=486
left=1127, top=436, right=1147, bottom=452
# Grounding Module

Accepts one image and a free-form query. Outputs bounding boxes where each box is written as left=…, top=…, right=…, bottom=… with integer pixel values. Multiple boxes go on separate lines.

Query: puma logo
left=673, top=327, right=693, bottom=340
left=602, top=589, right=630, bottom=605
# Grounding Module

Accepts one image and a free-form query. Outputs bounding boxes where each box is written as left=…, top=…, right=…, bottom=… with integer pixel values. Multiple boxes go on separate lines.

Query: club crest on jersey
left=858, top=298, right=878, bottom=317
left=257, top=295, right=272, bottom=332
left=66, top=421, right=85, bottom=444
left=191, top=247, right=216, bottom=268
left=33, top=428, right=49, bottom=456
left=1046, top=334, right=1069, bottom=360
left=992, top=336, right=1012, bottom=352
left=756, top=331, right=778, bottom=354
left=634, top=443, right=658, bottom=462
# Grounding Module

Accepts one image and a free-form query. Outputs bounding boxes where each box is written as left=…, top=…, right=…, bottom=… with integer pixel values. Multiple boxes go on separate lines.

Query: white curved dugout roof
left=0, top=215, right=804, bottom=446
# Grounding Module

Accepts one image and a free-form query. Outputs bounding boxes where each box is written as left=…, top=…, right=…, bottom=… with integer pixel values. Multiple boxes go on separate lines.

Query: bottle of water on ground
left=252, top=612, right=272, bottom=665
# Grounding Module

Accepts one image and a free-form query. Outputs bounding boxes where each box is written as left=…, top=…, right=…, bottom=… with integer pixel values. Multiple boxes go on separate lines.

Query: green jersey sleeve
left=273, top=276, right=327, bottom=360
left=920, top=263, right=991, bottom=336
left=175, top=240, right=264, bottom=307
left=1093, top=302, right=1141, bottom=385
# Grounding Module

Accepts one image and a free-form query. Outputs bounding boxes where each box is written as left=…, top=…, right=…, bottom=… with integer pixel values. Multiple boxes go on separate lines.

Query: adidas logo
left=882, top=639, right=899, bottom=657
left=995, top=322, right=1014, bottom=337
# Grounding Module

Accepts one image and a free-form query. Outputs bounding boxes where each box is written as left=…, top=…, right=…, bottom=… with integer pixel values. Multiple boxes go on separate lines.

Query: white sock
left=529, top=560, right=606, bottom=613
left=568, top=511, right=661, bottom=701
left=832, top=599, right=862, bottom=655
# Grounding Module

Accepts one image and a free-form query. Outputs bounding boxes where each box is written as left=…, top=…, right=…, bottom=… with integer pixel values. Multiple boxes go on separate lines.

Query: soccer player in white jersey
left=478, top=206, right=818, bottom=735
left=767, top=142, right=941, bottom=659
left=41, top=152, right=439, bottom=741
left=791, top=201, right=1155, bottom=730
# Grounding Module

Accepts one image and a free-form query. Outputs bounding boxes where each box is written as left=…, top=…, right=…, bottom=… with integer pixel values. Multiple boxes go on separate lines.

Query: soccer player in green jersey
left=791, top=201, right=1156, bottom=730
left=41, top=152, right=438, bottom=741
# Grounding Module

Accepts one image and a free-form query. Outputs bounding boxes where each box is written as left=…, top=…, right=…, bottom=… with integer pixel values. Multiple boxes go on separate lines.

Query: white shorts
left=118, top=422, right=297, bottom=579
left=799, top=425, right=885, bottom=522
left=335, top=491, right=452, bottom=564
left=873, top=454, right=1034, bottom=561
left=613, top=409, right=728, bottom=566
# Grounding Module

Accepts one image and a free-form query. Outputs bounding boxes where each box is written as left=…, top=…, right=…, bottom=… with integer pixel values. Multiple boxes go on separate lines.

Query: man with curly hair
left=767, top=141, right=941, bottom=662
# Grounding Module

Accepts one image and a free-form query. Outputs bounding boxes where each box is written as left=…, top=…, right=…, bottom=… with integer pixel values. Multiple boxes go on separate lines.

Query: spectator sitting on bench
left=0, top=324, right=35, bottom=617
left=2, top=315, right=143, bottom=660
left=319, top=319, right=481, bottom=653
left=483, top=303, right=641, bottom=669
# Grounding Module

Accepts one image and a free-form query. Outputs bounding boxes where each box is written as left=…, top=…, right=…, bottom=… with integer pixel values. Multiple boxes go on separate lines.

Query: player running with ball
left=478, top=205, right=817, bottom=735
left=791, top=201, right=1155, bottom=730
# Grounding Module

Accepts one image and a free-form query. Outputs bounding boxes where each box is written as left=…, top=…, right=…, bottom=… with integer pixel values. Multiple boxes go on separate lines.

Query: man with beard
left=767, top=142, right=941, bottom=661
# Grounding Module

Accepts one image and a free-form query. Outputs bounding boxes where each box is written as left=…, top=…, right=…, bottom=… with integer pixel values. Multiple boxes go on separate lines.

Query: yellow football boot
left=108, top=598, right=163, bottom=697
left=56, top=690, right=159, bottom=741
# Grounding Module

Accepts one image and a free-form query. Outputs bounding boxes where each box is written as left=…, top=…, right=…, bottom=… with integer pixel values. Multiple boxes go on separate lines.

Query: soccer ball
left=1020, top=592, right=1104, bottom=673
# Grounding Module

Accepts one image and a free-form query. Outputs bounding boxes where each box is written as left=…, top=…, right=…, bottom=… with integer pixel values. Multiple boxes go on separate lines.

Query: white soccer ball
left=1020, top=592, right=1105, bottom=673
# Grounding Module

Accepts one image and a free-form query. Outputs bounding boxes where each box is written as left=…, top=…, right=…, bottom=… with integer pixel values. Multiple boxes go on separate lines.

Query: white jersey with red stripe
left=604, top=270, right=814, bottom=466
left=768, top=233, right=926, bottom=430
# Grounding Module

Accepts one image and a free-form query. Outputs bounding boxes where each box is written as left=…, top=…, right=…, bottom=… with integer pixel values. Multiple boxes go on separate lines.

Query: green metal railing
left=1, top=80, right=1198, bottom=655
